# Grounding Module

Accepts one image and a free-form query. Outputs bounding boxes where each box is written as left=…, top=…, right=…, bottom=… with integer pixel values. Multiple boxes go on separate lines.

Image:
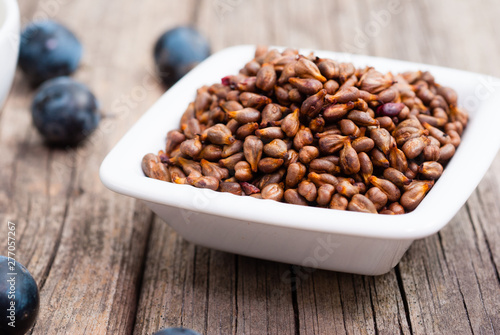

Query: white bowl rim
left=0, top=0, right=19, bottom=36
left=100, top=45, right=500, bottom=241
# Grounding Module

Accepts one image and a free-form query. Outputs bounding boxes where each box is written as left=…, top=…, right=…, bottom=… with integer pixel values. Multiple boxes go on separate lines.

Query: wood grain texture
left=1, top=0, right=500, bottom=334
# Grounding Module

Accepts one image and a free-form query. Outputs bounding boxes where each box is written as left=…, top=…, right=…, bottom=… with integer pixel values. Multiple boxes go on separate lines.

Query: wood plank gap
left=453, top=265, right=475, bottom=335
left=394, top=265, right=413, bottom=334
left=467, top=195, right=500, bottom=285
left=290, top=266, right=301, bottom=335
left=368, top=280, right=380, bottom=335
left=127, top=212, right=156, bottom=335
left=36, top=162, right=77, bottom=290
left=233, top=255, right=238, bottom=335
left=203, top=250, right=211, bottom=335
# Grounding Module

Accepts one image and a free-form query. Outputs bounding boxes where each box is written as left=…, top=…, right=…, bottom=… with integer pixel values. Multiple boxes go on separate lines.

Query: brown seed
left=166, top=130, right=186, bottom=154
left=438, top=143, right=456, bottom=163
left=283, top=149, right=299, bottom=167
left=278, top=61, right=297, bottom=85
left=324, top=80, right=340, bottom=95
left=221, top=140, right=243, bottom=158
left=295, top=58, right=326, bottom=82
left=447, top=129, right=461, bottom=147
left=388, top=202, right=405, bottom=215
left=309, top=116, right=326, bottom=133
left=293, top=126, right=314, bottom=150
left=264, top=139, right=288, bottom=158
left=366, top=187, right=388, bottom=210
left=418, top=161, right=443, bottom=180
left=221, top=100, right=244, bottom=112
left=340, top=140, right=360, bottom=174
left=317, top=58, right=340, bottom=79
left=235, top=122, right=259, bottom=139
left=240, top=182, right=260, bottom=195
left=422, top=122, right=451, bottom=146
left=258, top=157, right=284, bottom=173
left=189, top=176, right=219, bottom=191
left=219, top=152, right=245, bottom=171
left=298, top=180, right=318, bottom=202
left=261, top=103, right=285, bottom=127
left=286, top=162, right=307, bottom=188
left=194, top=90, right=212, bottom=114
left=329, top=193, right=349, bottom=210
left=369, top=128, right=392, bottom=155
left=323, top=101, right=355, bottom=121
left=243, top=135, right=263, bottom=172
left=180, top=103, right=195, bottom=130
left=201, top=159, right=229, bottom=180
left=180, top=136, right=203, bottom=158
left=170, top=166, right=187, bottom=184
left=347, top=110, right=379, bottom=127
left=201, top=123, right=235, bottom=145
left=142, top=153, right=170, bottom=181
left=256, top=63, right=277, bottom=91
left=358, top=69, right=393, bottom=93
left=228, top=108, right=261, bottom=124
left=423, top=144, right=441, bottom=161
left=309, top=158, right=340, bottom=175
left=300, top=89, right=327, bottom=118
left=281, top=108, right=300, bottom=137
left=383, top=167, right=411, bottom=187
left=370, top=148, right=390, bottom=168
left=437, top=86, right=458, bottom=106
left=255, top=127, right=285, bottom=141
left=256, top=168, right=286, bottom=189
left=405, top=160, right=419, bottom=180
left=380, top=209, right=395, bottom=215
left=219, top=181, right=243, bottom=195
left=318, top=134, right=348, bottom=154
left=299, top=146, right=320, bottom=164
left=308, top=172, right=339, bottom=187
left=368, top=176, right=400, bottom=202
left=289, top=77, right=323, bottom=95
left=351, top=137, right=375, bottom=153
left=358, top=152, right=373, bottom=184
left=199, top=144, right=223, bottom=161
left=339, top=119, right=359, bottom=136
left=389, top=143, right=408, bottom=172
left=236, top=76, right=258, bottom=93
left=402, top=136, right=428, bottom=159
left=336, top=178, right=359, bottom=198
left=348, top=194, right=378, bottom=213
left=313, top=184, right=334, bottom=206
left=400, top=180, right=433, bottom=211
left=239, top=92, right=271, bottom=109
left=234, top=161, right=253, bottom=182
left=284, top=188, right=308, bottom=206
left=175, top=157, right=202, bottom=175
left=243, top=60, right=261, bottom=76
left=261, top=183, right=284, bottom=201
left=393, top=126, right=427, bottom=146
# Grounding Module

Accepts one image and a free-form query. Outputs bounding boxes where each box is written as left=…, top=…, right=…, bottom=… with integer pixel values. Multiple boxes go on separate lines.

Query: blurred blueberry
left=153, top=328, right=202, bottom=335
left=0, top=256, right=40, bottom=335
left=19, top=20, right=83, bottom=86
left=31, top=77, right=100, bottom=146
left=154, top=26, right=210, bottom=86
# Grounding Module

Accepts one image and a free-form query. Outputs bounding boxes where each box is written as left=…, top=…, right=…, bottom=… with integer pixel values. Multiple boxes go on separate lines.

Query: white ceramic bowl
left=0, top=0, right=19, bottom=108
left=100, top=45, right=500, bottom=275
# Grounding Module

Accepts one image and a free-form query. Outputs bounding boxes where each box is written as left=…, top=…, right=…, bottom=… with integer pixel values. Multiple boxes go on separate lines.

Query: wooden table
left=1, top=0, right=499, bottom=334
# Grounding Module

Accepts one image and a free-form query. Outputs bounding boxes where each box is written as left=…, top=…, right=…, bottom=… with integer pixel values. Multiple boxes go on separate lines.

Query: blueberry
left=153, top=328, right=202, bottom=335
left=19, top=20, right=83, bottom=85
left=0, top=256, right=40, bottom=335
left=31, top=77, right=100, bottom=146
left=154, top=26, right=210, bottom=86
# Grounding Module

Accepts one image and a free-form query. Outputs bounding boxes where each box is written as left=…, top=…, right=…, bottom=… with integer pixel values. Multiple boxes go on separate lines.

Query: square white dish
left=100, top=45, right=500, bottom=275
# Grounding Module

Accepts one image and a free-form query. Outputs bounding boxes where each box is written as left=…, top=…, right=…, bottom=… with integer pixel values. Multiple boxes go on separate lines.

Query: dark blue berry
left=154, top=26, right=210, bottom=86
left=31, top=77, right=100, bottom=146
left=0, top=256, right=40, bottom=335
left=19, top=20, right=83, bottom=85
left=153, top=328, right=202, bottom=335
